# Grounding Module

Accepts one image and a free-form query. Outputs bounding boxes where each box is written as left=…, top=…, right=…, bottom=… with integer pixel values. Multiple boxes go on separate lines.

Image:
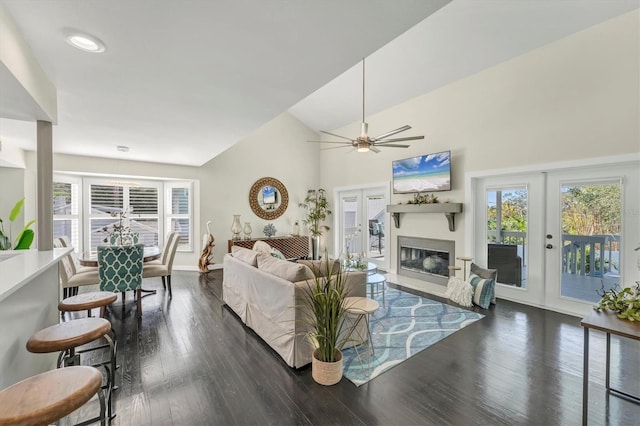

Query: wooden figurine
left=199, top=221, right=215, bottom=273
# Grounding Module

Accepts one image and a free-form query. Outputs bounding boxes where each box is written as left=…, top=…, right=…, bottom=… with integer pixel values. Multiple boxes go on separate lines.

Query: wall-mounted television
left=392, top=150, right=451, bottom=194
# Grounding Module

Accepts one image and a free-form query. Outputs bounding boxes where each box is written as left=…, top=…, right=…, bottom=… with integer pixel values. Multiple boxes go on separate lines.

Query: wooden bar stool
left=0, top=366, right=106, bottom=426
left=26, top=318, right=117, bottom=420
left=59, top=291, right=118, bottom=318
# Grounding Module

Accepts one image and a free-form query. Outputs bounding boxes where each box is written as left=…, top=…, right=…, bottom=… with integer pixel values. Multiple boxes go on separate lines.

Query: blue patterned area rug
left=341, top=287, right=484, bottom=387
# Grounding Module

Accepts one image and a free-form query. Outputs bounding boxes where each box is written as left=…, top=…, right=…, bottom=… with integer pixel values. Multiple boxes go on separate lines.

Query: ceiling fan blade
left=373, top=143, right=410, bottom=148
left=376, top=135, right=425, bottom=144
left=308, top=140, right=352, bottom=144
left=319, top=130, right=354, bottom=141
left=372, top=125, right=411, bottom=140
left=370, top=146, right=381, bottom=153
left=321, top=144, right=355, bottom=150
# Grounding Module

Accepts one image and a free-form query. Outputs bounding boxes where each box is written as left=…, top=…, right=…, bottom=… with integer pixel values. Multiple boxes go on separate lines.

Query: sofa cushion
left=231, top=246, right=258, bottom=267
left=257, top=252, right=313, bottom=282
left=297, top=259, right=340, bottom=278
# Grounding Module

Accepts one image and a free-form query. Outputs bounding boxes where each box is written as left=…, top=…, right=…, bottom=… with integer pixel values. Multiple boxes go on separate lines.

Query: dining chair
left=142, top=231, right=178, bottom=297
left=59, top=236, right=99, bottom=275
left=55, top=237, right=100, bottom=298
left=98, top=243, right=144, bottom=318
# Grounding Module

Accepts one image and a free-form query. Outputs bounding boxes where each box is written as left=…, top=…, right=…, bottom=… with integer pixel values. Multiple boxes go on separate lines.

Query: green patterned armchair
left=98, top=243, right=144, bottom=318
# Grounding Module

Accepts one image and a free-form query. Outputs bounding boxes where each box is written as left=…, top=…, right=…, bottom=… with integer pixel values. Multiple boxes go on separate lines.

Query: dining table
left=78, top=246, right=161, bottom=267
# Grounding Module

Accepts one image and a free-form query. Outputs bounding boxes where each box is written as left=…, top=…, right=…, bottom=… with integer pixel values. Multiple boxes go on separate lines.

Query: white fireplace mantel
left=386, top=203, right=463, bottom=231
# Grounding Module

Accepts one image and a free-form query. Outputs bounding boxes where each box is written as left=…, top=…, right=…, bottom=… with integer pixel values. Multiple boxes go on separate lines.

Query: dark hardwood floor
left=66, top=270, right=639, bottom=425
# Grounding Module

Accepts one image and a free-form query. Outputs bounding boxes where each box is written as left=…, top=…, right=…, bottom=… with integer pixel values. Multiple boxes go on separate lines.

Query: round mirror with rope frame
left=249, top=177, right=288, bottom=220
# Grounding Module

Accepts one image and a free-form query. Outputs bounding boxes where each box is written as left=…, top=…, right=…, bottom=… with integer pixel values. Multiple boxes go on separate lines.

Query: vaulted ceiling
left=0, top=1, right=637, bottom=166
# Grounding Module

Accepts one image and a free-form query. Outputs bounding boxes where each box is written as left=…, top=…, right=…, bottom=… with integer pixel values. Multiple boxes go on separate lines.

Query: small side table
left=456, top=257, right=473, bottom=278
left=367, top=273, right=386, bottom=306
left=581, top=310, right=640, bottom=425
left=343, top=297, right=379, bottom=374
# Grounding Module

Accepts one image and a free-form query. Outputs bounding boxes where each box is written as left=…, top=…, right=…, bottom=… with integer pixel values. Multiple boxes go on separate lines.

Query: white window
left=84, top=178, right=162, bottom=253
left=54, top=174, right=194, bottom=255
left=166, top=181, right=193, bottom=251
left=53, top=175, right=81, bottom=250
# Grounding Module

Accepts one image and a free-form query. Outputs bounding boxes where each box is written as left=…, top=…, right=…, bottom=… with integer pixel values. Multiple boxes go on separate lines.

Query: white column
left=36, top=120, right=53, bottom=250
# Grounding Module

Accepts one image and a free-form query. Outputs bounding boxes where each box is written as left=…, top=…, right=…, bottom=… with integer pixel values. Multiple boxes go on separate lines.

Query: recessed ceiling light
left=116, top=145, right=129, bottom=152
left=65, top=32, right=106, bottom=53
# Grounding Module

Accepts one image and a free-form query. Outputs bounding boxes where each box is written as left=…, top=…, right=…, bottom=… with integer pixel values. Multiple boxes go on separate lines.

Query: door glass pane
left=366, top=196, right=385, bottom=259
left=342, top=197, right=360, bottom=257
left=560, top=182, right=620, bottom=302
left=487, top=188, right=527, bottom=288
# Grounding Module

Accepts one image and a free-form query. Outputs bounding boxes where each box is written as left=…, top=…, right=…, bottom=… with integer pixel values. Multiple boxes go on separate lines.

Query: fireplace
left=397, top=236, right=455, bottom=286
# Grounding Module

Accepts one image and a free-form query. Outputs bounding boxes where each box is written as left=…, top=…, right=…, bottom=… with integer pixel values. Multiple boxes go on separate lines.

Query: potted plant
left=595, top=281, right=640, bottom=321
left=299, top=189, right=331, bottom=260
left=0, top=198, right=36, bottom=250
left=299, top=256, right=350, bottom=385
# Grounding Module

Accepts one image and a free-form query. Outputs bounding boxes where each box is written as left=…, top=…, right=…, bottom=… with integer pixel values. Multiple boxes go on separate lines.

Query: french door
left=473, top=162, right=638, bottom=316
left=336, top=185, right=389, bottom=270
left=544, top=166, right=638, bottom=314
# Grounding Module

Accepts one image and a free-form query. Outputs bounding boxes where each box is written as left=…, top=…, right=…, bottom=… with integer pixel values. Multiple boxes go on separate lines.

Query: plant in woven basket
left=299, top=255, right=350, bottom=363
left=594, top=281, right=640, bottom=321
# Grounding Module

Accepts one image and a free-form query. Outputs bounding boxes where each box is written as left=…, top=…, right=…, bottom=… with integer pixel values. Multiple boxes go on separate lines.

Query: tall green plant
left=299, top=257, right=349, bottom=362
left=299, top=189, right=331, bottom=237
left=0, top=198, right=36, bottom=250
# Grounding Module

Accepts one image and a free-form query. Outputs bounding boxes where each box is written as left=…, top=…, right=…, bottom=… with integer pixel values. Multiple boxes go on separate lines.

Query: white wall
left=0, top=166, right=25, bottom=240
left=22, top=112, right=320, bottom=268
left=318, top=11, right=640, bottom=280
left=199, top=112, right=320, bottom=265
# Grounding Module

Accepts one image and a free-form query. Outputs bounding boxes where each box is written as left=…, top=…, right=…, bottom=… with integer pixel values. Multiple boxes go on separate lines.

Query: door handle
left=546, top=244, right=553, bottom=249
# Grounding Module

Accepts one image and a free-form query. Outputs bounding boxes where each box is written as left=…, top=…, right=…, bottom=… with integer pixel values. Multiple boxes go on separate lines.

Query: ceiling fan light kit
left=310, top=58, right=424, bottom=153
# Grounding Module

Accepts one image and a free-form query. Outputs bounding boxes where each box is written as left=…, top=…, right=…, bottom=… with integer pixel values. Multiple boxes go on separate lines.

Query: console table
left=581, top=310, right=640, bottom=425
left=228, top=236, right=309, bottom=260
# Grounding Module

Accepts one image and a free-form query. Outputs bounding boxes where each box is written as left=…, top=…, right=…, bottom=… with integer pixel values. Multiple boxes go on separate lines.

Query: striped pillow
left=468, top=272, right=495, bottom=309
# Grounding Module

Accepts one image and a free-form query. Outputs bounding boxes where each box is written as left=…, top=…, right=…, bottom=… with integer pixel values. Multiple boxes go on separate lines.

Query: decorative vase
left=231, top=214, right=242, bottom=240
left=243, top=222, right=252, bottom=240
left=292, top=220, right=300, bottom=236
left=311, top=235, right=320, bottom=260
left=311, top=349, right=343, bottom=386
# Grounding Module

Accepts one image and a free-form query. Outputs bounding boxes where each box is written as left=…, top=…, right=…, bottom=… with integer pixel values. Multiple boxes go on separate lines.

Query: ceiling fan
left=308, top=58, right=424, bottom=153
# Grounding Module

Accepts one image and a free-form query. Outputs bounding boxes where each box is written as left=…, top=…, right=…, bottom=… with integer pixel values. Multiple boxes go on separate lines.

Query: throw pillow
left=231, top=246, right=258, bottom=267
left=468, top=272, right=495, bottom=309
left=297, top=259, right=340, bottom=278
left=445, top=276, right=473, bottom=307
left=257, top=252, right=313, bottom=282
left=470, top=263, right=498, bottom=304
left=270, top=248, right=286, bottom=260
left=253, top=240, right=272, bottom=256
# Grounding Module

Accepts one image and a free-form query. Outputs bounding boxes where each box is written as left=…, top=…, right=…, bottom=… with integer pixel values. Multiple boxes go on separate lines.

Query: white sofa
left=222, top=247, right=366, bottom=368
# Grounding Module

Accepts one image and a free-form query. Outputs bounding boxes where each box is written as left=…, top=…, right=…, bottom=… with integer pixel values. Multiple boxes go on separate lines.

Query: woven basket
left=311, top=349, right=343, bottom=386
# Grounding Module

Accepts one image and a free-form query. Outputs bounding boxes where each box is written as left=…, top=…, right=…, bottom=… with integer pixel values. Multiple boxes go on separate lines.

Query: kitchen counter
left=0, top=247, right=71, bottom=388
left=0, top=248, right=71, bottom=301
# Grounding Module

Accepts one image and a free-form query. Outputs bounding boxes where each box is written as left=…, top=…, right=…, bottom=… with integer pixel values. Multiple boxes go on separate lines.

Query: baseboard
left=174, top=264, right=223, bottom=272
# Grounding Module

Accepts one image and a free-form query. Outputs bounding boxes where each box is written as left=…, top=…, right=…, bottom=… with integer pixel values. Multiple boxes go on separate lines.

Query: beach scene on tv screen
left=393, top=151, right=451, bottom=193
